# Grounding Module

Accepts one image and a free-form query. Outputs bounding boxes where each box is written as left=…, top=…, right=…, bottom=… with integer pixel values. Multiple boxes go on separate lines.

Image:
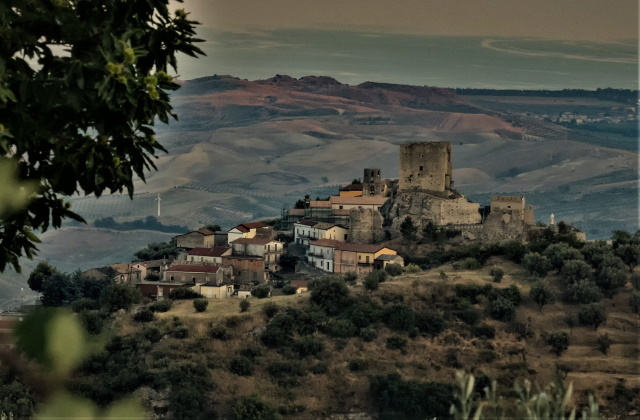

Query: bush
left=232, top=394, right=278, bottom=420
left=292, top=336, right=324, bottom=357
left=561, top=259, right=592, bottom=283
left=310, top=277, right=351, bottom=315
left=209, top=324, right=231, bottom=340
left=490, top=297, right=516, bottom=321
left=100, top=284, right=141, bottom=312
left=578, top=303, right=607, bottom=330
left=404, top=263, right=421, bottom=274
left=71, top=298, right=99, bottom=312
left=597, top=333, right=613, bottom=354
left=262, top=302, right=279, bottom=318
left=239, top=346, right=262, bottom=360
left=477, top=349, right=498, bottom=363
left=230, top=356, right=254, bottom=376
left=168, top=288, right=202, bottom=300
left=563, top=280, right=602, bottom=304
left=239, top=299, right=250, bottom=313
left=78, top=310, right=103, bottom=335
left=386, top=336, right=407, bottom=351
left=149, top=299, right=172, bottom=312
left=501, top=284, right=522, bottom=306
left=133, top=309, right=154, bottom=323
left=415, top=312, right=446, bottom=336
left=324, top=319, right=357, bottom=338
left=193, top=298, right=208, bottom=313
left=348, top=358, right=369, bottom=372
left=490, top=267, right=504, bottom=283
left=280, top=285, right=296, bottom=295
left=172, top=326, right=189, bottom=339
left=267, top=361, right=304, bottom=387
left=456, top=307, right=482, bottom=325
left=596, top=266, right=628, bottom=297
left=359, top=327, right=377, bottom=342
left=363, top=275, right=379, bottom=292
left=521, top=252, right=552, bottom=278
left=310, top=363, right=328, bottom=374
left=445, top=348, right=462, bottom=368
left=453, top=257, right=482, bottom=270
left=251, top=285, right=271, bottom=299
left=142, top=327, right=163, bottom=343
left=384, top=304, right=416, bottom=331
left=365, top=270, right=388, bottom=284
left=547, top=332, right=569, bottom=355
left=471, top=324, right=495, bottom=339
left=385, top=263, right=404, bottom=276
left=343, top=272, right=358, bottom=285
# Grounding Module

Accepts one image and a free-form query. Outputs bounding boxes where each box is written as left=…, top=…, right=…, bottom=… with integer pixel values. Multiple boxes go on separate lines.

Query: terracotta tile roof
left=314, top=222, right=346, bottom=230
left=165, top=265, right=219, bottom=273
left=329, top=196, right=388, bottom=205
left=232, top=221, right=269, bottom=233
left=295, top=219, right=319, bottom=227
left=222, top=255, right=264, bottom=261
left=291, top=280, right=309, bottom=288
left=310, top=239, right=343, bottom=248
left=340, top=183, right=363, bottom=192
left=309, top=200, right=332, bottom=208
left=289, top=209, right=305, bottom=216
left=335, top=243, right=388, bottom=253
left=231, top=238, right=279, bottom=245
left=188, top=247, right=230, bottom=257
left=197, top=228, right=216, bottom=235
left=202, top=282, right=235, bottom=287
left=375, top=254, right=402, bottom=261
left=135, top=259, right=169, bottom=268
left=110, top=264, right=142, bottom=274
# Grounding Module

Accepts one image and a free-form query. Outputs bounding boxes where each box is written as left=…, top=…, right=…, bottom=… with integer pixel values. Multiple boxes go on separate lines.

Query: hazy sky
left=176, top=0, right=638, bottom=40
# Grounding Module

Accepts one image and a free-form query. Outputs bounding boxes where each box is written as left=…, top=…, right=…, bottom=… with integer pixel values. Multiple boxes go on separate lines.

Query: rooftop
left=291, top=280, right=309, bottom=288
left=375, top=254, right=402, bottom=261
left=165, top=265, right=220, bottom=274
left=340, top=183, right=363, bottom=192
left=310, top=239, right=343, bottom=248
left=295, top=219, right=319, bottom=227
left=187, top=247, right=231, bottom=257
left=110, top=264, right=142, bottom=274
left=335, top=243, right=389, bottom=253
left=314, top=222, right=346, bottom=230
left=232, top=221, right=270, bottom=232
left=329, top=196, right=388, bottom=205
left=231, top=238, right=281, bottom=245
left=309, top=200, right=332, bottom=208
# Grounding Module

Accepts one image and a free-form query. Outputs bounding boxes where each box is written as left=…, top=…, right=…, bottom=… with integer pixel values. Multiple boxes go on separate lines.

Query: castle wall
left=439, top=198, right=482, bottom=225
left=399, top=142, right=452, bottom=192
left=491, top=196, right=525, bottom=212
left=347, top=208, right=385, bottom=244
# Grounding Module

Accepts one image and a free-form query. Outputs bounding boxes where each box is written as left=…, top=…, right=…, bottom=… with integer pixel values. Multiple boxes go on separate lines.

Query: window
left=327, top=261, right=330, bottom=270
left=339, top=205, right=343, bottom=209
left=419, top=165, right=423, bottom=171
left=366, top=256, right=370, bottom=263
left=170, top=275, right=174, bottom=281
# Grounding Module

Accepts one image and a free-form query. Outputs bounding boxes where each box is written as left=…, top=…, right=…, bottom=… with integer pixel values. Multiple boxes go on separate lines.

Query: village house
left=132, top=259, right=170, bottom=281
left=110, top=263, right=143, bottom=286
left=373, top=254, right=405, bottom=271
left=175, top=228, right=217, bottom=249
left=295, top=220, right=349, bottom=246
left=227, top=221, right=273, bottom=244
left=230, top=238, right=283, bottom=272
left=293, top=219, right=320, bottom=246
left=187, top=247, right=231, bottom=264
left=307, top=239, right=342, bottom=273
left=333, top=243, right=399, bottom=275
left=199, top=282, right=235, bottom=299
left=290, top=280, right=309, bottom=294
left=222, top=255, right=268, bottom=284
left=328, top=195, right=388, bottom=211
left=137, top=281, right=188, bottom=300
left=339, top=183, right=363, bottom=197
left=163, top=264, right=223, bottom=285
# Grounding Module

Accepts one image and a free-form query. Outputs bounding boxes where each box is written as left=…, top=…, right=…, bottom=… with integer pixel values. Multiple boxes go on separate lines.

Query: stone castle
left=286, top=141, right=536, bottom=244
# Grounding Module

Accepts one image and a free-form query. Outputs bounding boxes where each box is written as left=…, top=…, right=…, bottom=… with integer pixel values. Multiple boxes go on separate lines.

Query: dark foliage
left=168, top=288, right=202, bottom=300
left=547, top=332, right=570, bottom=355
left=148, top=299, right=172, bottom=313
left=251, top=285, right=271, bottom=299
left=348, top=358, right=369, bottom=372
left=310, top=277, right=351, bottom=315
left=292, top=336, right=324, bottom=357
left=229, top=356, right=254, bottom=376
left=232, top=394, right=278, bottom=420
left=386, top=336, right=408, bottom=352
left=193, top=298, right=208, bottom=313
left=99, top=284, right=140, bottom=312
left=95, top=216, right=186, bottom=233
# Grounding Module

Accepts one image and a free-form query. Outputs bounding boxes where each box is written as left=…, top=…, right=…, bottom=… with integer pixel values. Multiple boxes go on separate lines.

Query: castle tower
left=363, top=168, right=387, bottom=197
left=363, top=168, right=381, bottom=184
left=399, top=142, right=452, bottom=193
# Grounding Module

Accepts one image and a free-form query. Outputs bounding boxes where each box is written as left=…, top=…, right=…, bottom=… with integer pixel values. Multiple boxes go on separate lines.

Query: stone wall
left=439, top=198, right=482, bottom=225
left=399, top=142, right=452, bottom=192
left=347, top=208, right=385, bottom=244
left=481, top=209, right=530, bottom=243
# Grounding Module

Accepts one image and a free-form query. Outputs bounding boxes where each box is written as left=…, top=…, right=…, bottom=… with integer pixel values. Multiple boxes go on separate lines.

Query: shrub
left=343, top=272, right=358, bottom=285
left=415, top=312, right=446, bottom=336
left=239, top=299, right=250, bottom=313
left=384, top=304, right=416, bottom=331
left=260, top=325, right=290, bottom=348
left=563, top=280, right=602, bottom=304
left=230, top=356, right=254, bottom=376
left=193, top=298, right=208, bottom=313
left=501, top=285, right=522, bottom=306
left=386, top=336, right=407, bottom=351
left=149, top=299, right=172, bottom=312
left=262, top=302, right=279, bottom=318
left=521, top=252, right=552, bottom=278
left=547, top=332, right=569, bottom=355
left=561, top=259, right=592, bottom=283
left=324, top=319, right=357, bottom=338
left=597, top=333, right=613, bottom=355
left=142, top=327, right=163, bottom=343
left=251, top=285, right=271, bottom=299
left=78, top=310, right=103, bottom=335
left=596, top=266, right=628, bottom=297
left=404, top=263, right=421, bottom=274
left=310, top=277, right=351, bottom=315
left=267, top=361, right=304, bottom=387
left=477, top=349, right=497, bottom=363
left=456, top=307, right=482, bottom=325
left=366, top=270, right=388, bottom=284
left=311, top=363, right=328, bottom=374
left=359, top=327, right=377, bottom=342
left=453, top=257, right=482, bottom=270
left=490, top=296, right=515, bottom=321
left=292, top=336, right=324, bottom=357
left=239, top=346, right=262, bottom=360
left=578, top=303, right=607, bottom=330
left=281, top=285, right=297, bottom=295
left=471, top=324, right=495, bottom=339
left=71, top=298, right=99, bottom=312
left=630, top=292, right=640, bottom=315
left=363, top=275, right=379, bottom=292
left=529, top=282, right=554, bottom=312
left=133, top=309, right=154, bottom=323
left=99, top=284, right=141, bottom=312
left=209, top=324, right=231, bottom=340
left=348, top=358, right=368, bottom=372
left=543, top=243, right=583, bottom=271
left=385, top=263, right=404, bottom=276
left=490, top=267, right=504, bottom=283
left=172, top=326, right=189, bottom=339
left=445, top=348, right=462, bottom=368
left=232, top=394, right=278, bottom=420
left=168, top=287, right=202, bottom=300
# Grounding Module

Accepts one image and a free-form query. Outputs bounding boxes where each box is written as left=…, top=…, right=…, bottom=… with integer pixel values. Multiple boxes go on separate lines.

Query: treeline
left=94, top=216, right=187, bottom=233
left=558, top=121, right=638, bottom=138
left=452, top=88, right=638, bottom=104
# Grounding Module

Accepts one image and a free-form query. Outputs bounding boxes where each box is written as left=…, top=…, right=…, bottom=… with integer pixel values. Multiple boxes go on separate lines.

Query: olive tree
left=0, top=0, right=204, bottom=272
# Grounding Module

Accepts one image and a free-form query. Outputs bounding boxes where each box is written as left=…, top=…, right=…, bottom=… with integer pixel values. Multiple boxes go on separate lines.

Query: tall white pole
left=156, top=193, right=162, bottom=217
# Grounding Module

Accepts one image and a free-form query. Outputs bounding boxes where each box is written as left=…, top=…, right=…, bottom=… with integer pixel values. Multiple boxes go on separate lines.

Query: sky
left=175, top=0, right=638, bottom=41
